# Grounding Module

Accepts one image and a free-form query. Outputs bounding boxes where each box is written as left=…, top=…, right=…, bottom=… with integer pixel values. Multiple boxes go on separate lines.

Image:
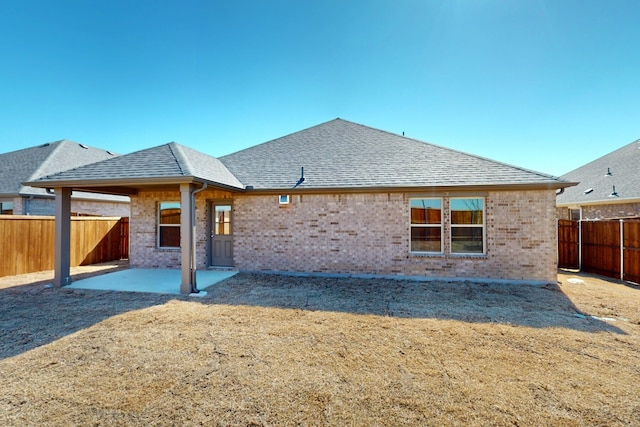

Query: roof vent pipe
left=609, top=185, right=618, bottom=197
left=293, top=167, right=305, bottom=188
left=605, top=168, right=612, bottom=177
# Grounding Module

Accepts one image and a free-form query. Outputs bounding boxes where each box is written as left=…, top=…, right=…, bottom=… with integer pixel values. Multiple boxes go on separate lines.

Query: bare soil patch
left=1, top=267, right=639, bottom=426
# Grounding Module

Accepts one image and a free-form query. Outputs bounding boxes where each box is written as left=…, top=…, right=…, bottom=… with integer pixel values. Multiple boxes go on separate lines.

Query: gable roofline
left=169, top=143, right=191, bottom=175
left=0, top=139, right=123, bottom=202
left=221, top=118, right=574, bottom=190
left=153, top=142, right=246, bottom=190
left=224, top=118, right=567, bottom=184
left=351, top=119, right=567, bottom=183
left=25, top=119, right=575, bottom=195
left=25, top=141, right=245, bottom=193
left=557, top=138, right=640, bottom=205
left=18, top=139, right=121, bottom=196
left=561, top=138, right=640, bottom=175
left=25, top=139, right=119, bottom=180
left=28, top=140, right=79, bottom=182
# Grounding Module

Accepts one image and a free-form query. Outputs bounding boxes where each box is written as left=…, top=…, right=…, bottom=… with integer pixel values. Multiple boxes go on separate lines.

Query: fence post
left=556, top=218, right=560, bottom=267
left=578, top=220, right=582, bottom=270
left=620, top=219, right=624, bottom=281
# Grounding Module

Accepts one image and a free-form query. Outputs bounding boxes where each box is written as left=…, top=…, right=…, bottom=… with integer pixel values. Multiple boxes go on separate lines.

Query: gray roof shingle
left=220, top=118, right=569, bottom=190
left=0, top=140, right=119, bottom=197
left=27, top=119, right=571, bottom=193
left=557, top=139, right=640, bottom=205
left=33, top=142, right=244, bottom=190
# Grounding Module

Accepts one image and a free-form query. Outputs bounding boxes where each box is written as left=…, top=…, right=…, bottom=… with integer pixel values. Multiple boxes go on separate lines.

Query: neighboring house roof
left=27, top=119, right=573, bottom=193
left=220, top=118, right=570, bottom=190
left=557, top=139, right=640, bottom=206
left=0, top=140, right=127, bottom=201
left=29, top=142, right=244, bottom=192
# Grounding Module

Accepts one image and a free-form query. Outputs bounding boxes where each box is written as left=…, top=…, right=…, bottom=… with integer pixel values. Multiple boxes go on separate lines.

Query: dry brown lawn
left=1, top=264, right=639, bottom=426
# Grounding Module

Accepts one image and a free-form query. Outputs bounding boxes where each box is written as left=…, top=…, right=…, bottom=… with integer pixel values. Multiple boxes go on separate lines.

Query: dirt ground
left=0, top=264, right=639, bottom=426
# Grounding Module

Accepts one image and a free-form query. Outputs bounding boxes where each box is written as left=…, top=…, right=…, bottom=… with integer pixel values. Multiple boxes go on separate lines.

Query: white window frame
left=409, top=197, right=444, bottom=254
left=449, top=197, right=486, bottom=255
left=157, top=201, right=181, bottom=248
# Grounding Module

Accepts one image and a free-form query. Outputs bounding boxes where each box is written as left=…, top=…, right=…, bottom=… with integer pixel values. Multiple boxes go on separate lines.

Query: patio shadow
left=0, top=270, right=627, bottom=361
left=202, top=273, right=626, bottom=334
left=0, top=283, right=178, bottom=360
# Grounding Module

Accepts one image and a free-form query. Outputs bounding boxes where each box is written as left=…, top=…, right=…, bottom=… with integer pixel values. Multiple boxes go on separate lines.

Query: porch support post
left=53, top=187, right=72, bottom=287
left=180, top=183, right=195, bottom=294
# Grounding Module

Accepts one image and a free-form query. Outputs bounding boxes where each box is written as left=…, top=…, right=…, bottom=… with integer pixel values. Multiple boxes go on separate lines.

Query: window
left=158, top=202, right=180, bottom=248
left=450, top=198, right=485, bottom=254
left=410, top=198, right=442, bottom=253
left=214, top=205, right=232, bottom=235
left=0, top=202, right=13, bottom=215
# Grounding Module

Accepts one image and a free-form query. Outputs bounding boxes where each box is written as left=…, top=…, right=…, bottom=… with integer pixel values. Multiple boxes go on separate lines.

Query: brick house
left=0, top=140, right=129, bottom=217
left=556, top=139, right=640, bottom=220
left=28, top=119, right=574, bottom=292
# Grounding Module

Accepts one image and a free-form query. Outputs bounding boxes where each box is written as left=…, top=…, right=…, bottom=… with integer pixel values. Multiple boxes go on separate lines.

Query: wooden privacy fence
left=558, top=219, right=579, bottom=269
left=0, top=215, right=129, bottom=277
left=558, top=218, right=640, bottom=283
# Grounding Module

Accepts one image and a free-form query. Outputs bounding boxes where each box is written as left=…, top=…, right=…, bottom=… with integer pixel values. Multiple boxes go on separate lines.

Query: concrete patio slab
left=67, top=268, right=237, bottom=295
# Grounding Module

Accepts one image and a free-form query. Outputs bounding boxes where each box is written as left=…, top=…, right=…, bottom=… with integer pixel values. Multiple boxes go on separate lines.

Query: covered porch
left=24, top=142, right=246, bottom=294
left=48, top=181, right=243, bottom=294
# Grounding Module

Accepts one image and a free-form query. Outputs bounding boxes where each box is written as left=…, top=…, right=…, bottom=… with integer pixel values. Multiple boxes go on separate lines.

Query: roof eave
left=24, top=176, right=246, bottom=195
left=557, top=196, right=640, bottom=208
left=0, top=192, right=20, bottom=198
left=243, top=181, right=576, bottom=195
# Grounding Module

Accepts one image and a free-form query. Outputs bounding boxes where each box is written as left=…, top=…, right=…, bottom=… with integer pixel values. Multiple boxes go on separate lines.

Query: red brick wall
left=129, top=189, right=233, bottom=268
left=557, top=202, right=640, bottom=220
left=233, top=190, right=558, bottom=282
left=581, top=202, right=640, bottom=220
left=131, top=188, right=558, bottom=283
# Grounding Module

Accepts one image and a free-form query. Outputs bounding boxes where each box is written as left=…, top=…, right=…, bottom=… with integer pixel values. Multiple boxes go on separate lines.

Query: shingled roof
left=0, top=140, right=119, bottom=197
left=220, top=118, right=570, bottom=190
left=27, top=119, right=572, bottom=193
left=30, top=142, right=244, bottom=191
left=557, top=139, right=640, bottom=206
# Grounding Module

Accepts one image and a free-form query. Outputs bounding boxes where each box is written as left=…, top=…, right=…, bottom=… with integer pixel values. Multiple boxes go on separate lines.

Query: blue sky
left=1, top=0, right=638, bottom=177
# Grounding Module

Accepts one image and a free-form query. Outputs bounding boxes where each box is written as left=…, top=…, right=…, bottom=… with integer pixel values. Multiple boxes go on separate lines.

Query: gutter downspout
left=190, top=182, right=208, bottom=293
left=26, top=195, right=34, bottom=215
left=555, top=187, right=567, bottom=270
